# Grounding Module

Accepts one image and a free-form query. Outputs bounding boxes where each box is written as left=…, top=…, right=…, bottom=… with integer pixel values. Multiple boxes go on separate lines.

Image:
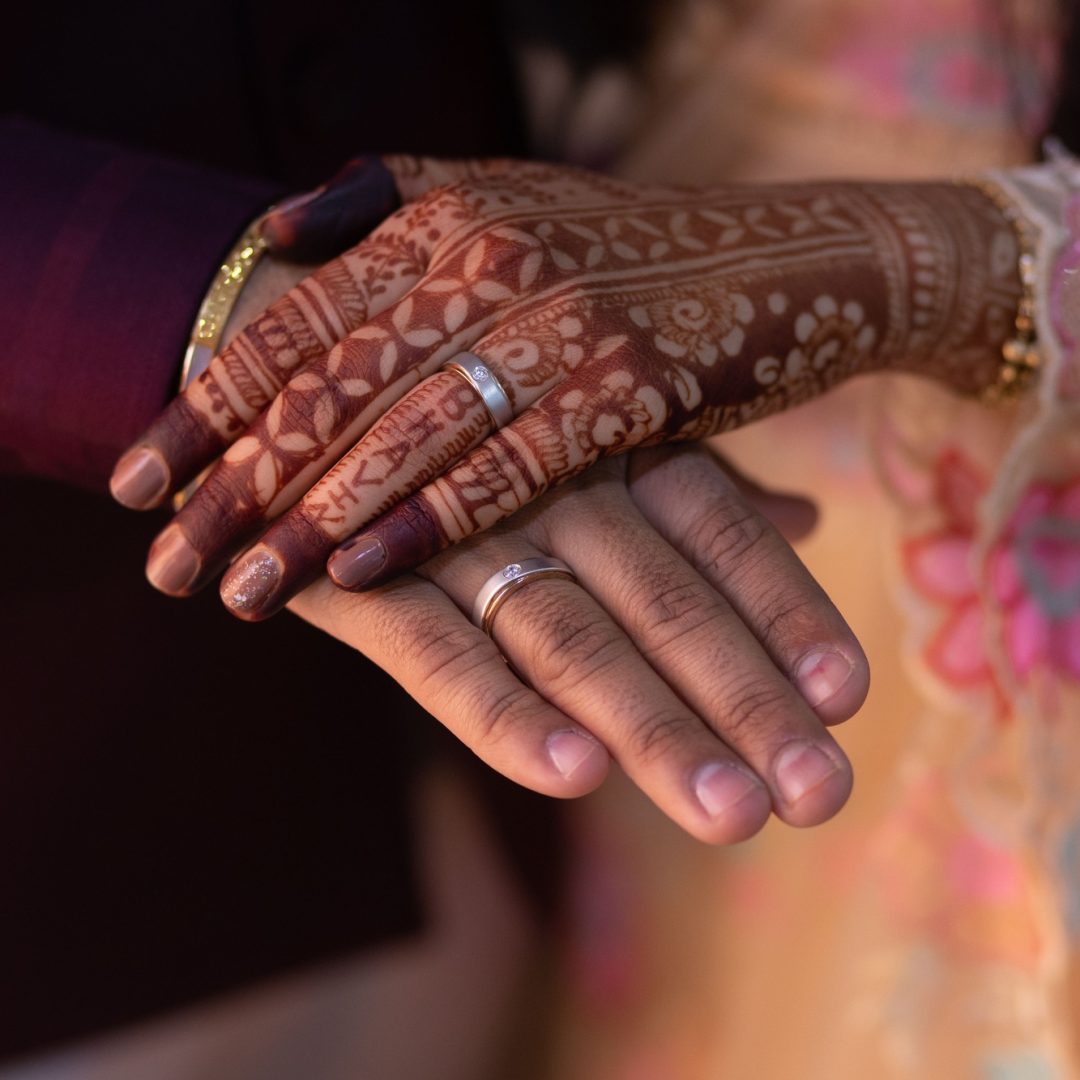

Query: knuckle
left=457, top=681, right=539, bottom=750
left=370, top=395, right=438, bottom=457
left=716, top=674, right=794, bottom=748
left=622, top=569, right=716, bottom=645
left=412, top=182, right=469, bottom=223
left=373, top=597, right=461, bottom=677
left=752, top=588, right=831, bottom=653
left=367, top=596, right=536, bottom=751
left=408, top=184, right=481, bottom=253
left=624, top=711, right=694, bottom=769
left=519, top=589, right=625, bottom=690
left=686, top=498, right=769, bottom=576
left=473, top=225, right=527, bottom=278
left=541, top=479, right=628, bottom=542
left=188, top=465, right=251, bottom=523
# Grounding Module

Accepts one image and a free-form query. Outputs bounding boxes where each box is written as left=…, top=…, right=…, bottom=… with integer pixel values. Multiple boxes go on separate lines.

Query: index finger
left=287, top=575, right=610, bottom=797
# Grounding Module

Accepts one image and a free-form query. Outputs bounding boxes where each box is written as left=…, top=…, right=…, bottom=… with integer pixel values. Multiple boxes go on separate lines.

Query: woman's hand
left=108, top=152, right=529, bottom=509
left=287, top=442, right=867, bottom=843
left=110, top=161, right=1019, bottom=614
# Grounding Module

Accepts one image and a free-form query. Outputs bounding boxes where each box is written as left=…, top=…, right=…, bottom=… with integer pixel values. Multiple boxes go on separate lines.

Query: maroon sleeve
left=0, top=117, right=282, bottom=490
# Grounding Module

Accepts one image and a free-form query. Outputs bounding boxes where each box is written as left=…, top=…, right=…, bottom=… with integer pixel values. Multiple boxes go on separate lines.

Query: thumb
left=258, top=155, right=401, bottom=261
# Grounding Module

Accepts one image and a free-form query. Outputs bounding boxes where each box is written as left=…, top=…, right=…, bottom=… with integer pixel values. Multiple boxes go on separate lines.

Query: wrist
left=859, top=180, right=1020, bottom=395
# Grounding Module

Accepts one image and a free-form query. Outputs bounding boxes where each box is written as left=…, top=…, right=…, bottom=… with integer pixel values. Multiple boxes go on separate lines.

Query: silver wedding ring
left=442, top=353, right=514, bottom=429
left=472, top=556, right=576, bottom=636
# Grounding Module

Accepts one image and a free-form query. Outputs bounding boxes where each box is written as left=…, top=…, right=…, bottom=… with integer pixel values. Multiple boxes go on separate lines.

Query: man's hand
left=288, top=444, right=867, bottom=843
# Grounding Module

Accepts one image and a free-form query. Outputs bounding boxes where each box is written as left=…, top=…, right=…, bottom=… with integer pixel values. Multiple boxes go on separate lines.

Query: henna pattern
left=316, top=177, right=1020, bottom=597
left=111, top=160, right=1023, bottom=612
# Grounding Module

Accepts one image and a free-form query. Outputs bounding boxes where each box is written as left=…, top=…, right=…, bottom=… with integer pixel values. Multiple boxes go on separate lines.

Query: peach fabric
left=547, top=2, right=1080, bottom=1077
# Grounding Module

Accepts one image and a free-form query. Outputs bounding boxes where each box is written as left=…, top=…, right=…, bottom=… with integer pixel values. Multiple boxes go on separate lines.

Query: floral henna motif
left=117, top=160, right=1022, bottom=607
left=114, top=199, right=436, bottom=509
left=220, top=373, right=508, bottom=619
left=312, top=180, right=1021, bottom=592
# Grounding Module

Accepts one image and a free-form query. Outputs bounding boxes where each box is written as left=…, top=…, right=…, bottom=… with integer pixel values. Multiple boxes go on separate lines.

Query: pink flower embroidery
left=902, top=449, right=1007, bottom=710
left=987, top=479, right=1080, bottom=686
left=903, top=448, right=1080, bottom=708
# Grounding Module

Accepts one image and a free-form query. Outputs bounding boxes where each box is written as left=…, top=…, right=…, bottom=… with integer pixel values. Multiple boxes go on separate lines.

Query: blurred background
left=2, top=1, right=1074, bottom=1077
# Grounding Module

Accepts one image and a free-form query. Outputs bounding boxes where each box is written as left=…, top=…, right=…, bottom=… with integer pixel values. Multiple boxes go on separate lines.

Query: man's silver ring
left=472, top=556, right=576, bottom=636
left=442, top=353, right=514, bottom=429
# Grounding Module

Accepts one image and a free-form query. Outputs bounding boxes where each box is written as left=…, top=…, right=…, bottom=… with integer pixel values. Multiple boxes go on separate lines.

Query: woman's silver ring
left=473, top=556, right=576, bottom=636
left=442, top=353, right=514, bottom=429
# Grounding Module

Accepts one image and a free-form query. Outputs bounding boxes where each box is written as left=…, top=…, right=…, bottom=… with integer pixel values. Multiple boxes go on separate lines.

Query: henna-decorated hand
left=108, top=151, right=528, bottom=511
left=110, top=160, right=1020, bottom=615
left=258, top=153, right=530, bottom=262
left=287, top=444, right=867, bottom=843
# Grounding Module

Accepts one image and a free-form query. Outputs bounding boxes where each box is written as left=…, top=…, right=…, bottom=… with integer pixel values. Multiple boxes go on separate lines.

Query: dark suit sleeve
left=0, top=117, right=281, bottom=490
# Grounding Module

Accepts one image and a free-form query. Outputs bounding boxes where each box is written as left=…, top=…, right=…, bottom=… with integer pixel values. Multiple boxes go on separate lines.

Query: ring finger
left=418, top=534, right=775, bottom=844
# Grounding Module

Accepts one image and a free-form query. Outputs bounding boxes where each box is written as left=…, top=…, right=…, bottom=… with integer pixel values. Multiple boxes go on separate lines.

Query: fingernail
left=794, top=650, right=854, bottom=708
left=327, top=536, right=386, bottom=590
left=693, top=762, right=764, bottom=819
left=273, top=188, right=322, bottom=215
left=774, top=742, right=840, bottom=806
left=221, top=548, right=281, bottom=618
left=547, top=730, right=601, bottom=780
left=146, top=526, right=200, bottom=595
left=110, top=447, right=168, bottom=509
left=258, top=190, right=322, bottom=245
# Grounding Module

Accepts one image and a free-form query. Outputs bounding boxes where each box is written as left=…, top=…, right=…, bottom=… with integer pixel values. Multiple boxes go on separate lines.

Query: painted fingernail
left=693, top=762, right=764, bottom=819
left=547, top=730, right=601, bottom=780
left=221, top=548, right=282, bottom=618
left=258, top=190, right=323, bottom=248
left=794, top=650, right=854, bottom=708
left=774, top=742, right=840, bottom=806
left=110, top=447, right=168, bottom=509
left=273, top=188, right=322, bottom=215
left=146, top=526, right=200, bottom=595
left=327, top=536, right=386, bottom=590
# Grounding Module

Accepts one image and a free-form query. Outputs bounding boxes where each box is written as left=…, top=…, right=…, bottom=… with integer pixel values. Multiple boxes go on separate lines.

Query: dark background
left=2, top=0, right=1077, bottom=1062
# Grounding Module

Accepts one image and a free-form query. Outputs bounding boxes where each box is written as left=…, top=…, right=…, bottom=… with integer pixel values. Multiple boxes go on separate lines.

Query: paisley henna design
left=323, top=177, right=1022, bottom=593
left=113, top=160, right=1022, bottom=609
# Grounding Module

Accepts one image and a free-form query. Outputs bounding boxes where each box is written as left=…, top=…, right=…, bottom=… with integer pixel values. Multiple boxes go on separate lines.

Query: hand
left=109, top=152, right=530, bottom=509
left=287, top=442, right=867, bottom=843
left=110, top=161, right=1018, bottom=614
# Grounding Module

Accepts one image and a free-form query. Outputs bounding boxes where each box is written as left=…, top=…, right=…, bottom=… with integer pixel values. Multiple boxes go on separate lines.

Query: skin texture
left=108, top=162, right=873, bottom=841
left=110, top=161, right=1019, bottom=617
left=286, top=444, right=868, bottom=843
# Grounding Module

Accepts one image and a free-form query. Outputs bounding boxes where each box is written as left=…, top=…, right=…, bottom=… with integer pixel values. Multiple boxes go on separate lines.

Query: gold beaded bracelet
left=963, top=176, right=1041, bottom=405
left=177, top=218, right=269, bottom=393
left=172, top=213, right=270, bottom=509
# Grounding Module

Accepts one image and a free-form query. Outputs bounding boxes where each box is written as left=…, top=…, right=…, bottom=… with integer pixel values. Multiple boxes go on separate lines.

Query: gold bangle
left=177, top=216, right=270, bottom=393
left=173, top=212, right=270, bottom=510
left=963, top=177, right=1041, bottom=404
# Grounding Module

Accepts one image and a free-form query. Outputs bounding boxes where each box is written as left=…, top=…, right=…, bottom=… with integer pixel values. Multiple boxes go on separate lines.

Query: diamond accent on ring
left=472, top=365, right=489, bottom=382
left=502, top=563, right=523, bottom=580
